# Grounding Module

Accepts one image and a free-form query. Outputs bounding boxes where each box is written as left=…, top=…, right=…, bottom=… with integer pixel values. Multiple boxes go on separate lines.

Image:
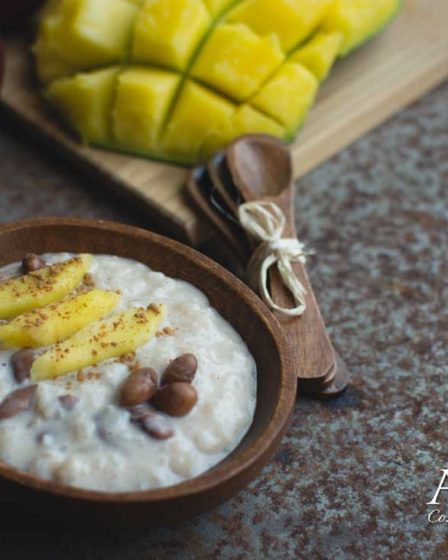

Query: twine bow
left=238, top=201, right=313, bottom=317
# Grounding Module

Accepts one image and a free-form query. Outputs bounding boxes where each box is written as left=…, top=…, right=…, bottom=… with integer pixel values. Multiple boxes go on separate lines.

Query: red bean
left=0, top=385, right=37, bottom=420
left=161, top=353, right=198, bottom=385
left=140, top=413, right=174, bottom=440
left=11, top=348, right=35, bottom=383
left=151, top=382, right=197, bottom=417
left=21, top=254, right=45, bottom=274
left=120, top=368, right=158, bottom=407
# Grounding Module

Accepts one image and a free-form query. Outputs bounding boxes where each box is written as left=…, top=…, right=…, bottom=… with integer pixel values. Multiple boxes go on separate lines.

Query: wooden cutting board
left=2, top=0, right=448, bottom=245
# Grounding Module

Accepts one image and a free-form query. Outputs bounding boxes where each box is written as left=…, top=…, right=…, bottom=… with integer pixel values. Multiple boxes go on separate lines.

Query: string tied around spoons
left=238, top=201, right=314, bottom=317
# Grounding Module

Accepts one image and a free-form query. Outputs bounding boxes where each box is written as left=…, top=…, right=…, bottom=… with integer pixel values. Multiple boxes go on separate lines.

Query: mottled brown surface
left=0, top=81, right=447, bottom=559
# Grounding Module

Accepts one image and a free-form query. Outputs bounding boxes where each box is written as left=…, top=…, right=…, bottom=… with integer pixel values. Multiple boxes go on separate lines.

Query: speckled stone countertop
left=0, top=82, right=447, bottom=559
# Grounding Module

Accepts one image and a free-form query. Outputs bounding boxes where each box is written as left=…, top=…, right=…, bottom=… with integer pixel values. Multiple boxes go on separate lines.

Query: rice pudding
left=0, top=253, right=256, bottom=492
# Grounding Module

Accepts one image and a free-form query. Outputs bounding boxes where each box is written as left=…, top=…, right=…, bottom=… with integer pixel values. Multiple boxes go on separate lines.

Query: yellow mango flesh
left=31, top=305, right=165, bottom=381
left=0, top=255, right=92, bottom=320
left=322, top=0, right=401, bottom=56
left=113, top=68, right=180, bottom=153
left=192, top=24, right=284, bottom=102
left=252, top=63, right=318, bottom=134
left=36, top=0, right=401, bottom=164
left=163, top=81, right=235, bottom=163
left=200, top=105, right=283, bottom=159
left=46, top=68, right=118, bottom=143
left=133, top=0, right=210, bottom=70
left=291, top=32, right=343, bottom=81
left=203, top=0, right=234, bottom=16
left=226, top=0, right=333, bottom=52
left=39, top=0, right=138, bottom=69
left=33, top=38, right=74, bottom=85
left=0, top=289, right=120, bottom=349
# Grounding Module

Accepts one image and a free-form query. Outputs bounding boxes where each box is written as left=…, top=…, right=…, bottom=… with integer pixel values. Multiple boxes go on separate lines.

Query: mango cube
left=0, top=255, right=92, bottom=320
left=39, top=0, right=138, bottom=68
left=162, top=81, right=235, bottom=163
left=0, top=289, right=120, bottom=348
left=192, top=24, right=284, bottom=102
left=252, top=62, right=318, bottom=134
left=133, top=0, right=210, bottom=70
left=291, top=32, right=343, bottom=81
left=322, top=0, right=401, bottom=56
left=226, top=0, right=334, bottom=52
left=201, top=105, right=284, bottom=158
left=113, top=68, right=180, bottom=153
left=46, top=68, right=119, bottom=143
left=31, top=305, right=165, bottom=381
left=33, top=38, right=74, bottom=85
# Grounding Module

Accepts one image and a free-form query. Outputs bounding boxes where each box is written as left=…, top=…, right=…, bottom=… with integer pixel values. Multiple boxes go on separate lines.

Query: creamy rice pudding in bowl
left=0, top=218, right=294, bottom=524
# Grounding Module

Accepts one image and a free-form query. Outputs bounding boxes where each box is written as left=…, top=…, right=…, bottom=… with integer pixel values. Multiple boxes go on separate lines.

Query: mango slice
left=0, top=289, right=120, bottom=349
left=133, top=0, right=210, bottom=70
left=226, top=0, right=333, bottom=52
left=321, top=0, right=401, bottom=56
left=46, top=68, right=119, bottom=143
left=0, top=255, right=92, bottom=320
left=291, top=32, right=343, bottom=81
left=192, top=23, right=284, bottom=102
left=163, top=81, right=235, bottom=163
left=252, top=63, right=318, bottom=135
left=31, top=304, right=165, bottom=381
left=112, top=67, right=180, bottom=154
left=39, top=0, right=138, bottom=69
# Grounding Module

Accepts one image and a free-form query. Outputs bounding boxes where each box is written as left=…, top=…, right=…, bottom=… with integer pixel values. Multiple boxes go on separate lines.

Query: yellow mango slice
left=203, top=0, right=234, bottom=16
left=226, top=0, right=333, bottom=52
left=112, top=68, right=180, bottom=153
left=133, top=0, right=210, bottom=70
left=291, top=32, right=343, bottom=81
left=46, top=68, right=118, bottom=144
left=201, top=105, right=284, bottom=159
left=252, top=62, right=318, bottom=135
left=321, top=0, right=401, bottom=56
left=162, top=81, right=235, bottom=163
left=192, top=23, right=284, bottom=102
left=39, top=0, right=138, bottom=69
left=31, top=305, right=165, bottom=381
left=0, top=289, right=120, bottom=349
left=0, top=255, right=92, bottom=320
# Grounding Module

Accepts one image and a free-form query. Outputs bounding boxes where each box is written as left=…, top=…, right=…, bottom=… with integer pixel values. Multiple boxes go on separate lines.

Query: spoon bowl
left=227, top=135, right=292, bottom=201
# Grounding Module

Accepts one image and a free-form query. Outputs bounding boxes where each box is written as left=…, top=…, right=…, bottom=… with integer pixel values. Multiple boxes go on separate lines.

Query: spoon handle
left=267, top=189, right=336, bottom=390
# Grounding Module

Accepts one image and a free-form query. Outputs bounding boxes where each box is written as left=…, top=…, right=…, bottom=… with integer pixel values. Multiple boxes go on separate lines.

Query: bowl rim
left=0, top=217, right=296, bottom=503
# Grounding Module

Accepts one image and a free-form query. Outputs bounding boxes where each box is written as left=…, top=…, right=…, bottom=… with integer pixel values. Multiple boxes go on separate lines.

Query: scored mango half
left=35, top=0, right=401, bottom=165
left=31, top=304, right=165, bottom=381
left=0, top=289, right=120, bottom=348
left=0, top=255, right=92, bottom=320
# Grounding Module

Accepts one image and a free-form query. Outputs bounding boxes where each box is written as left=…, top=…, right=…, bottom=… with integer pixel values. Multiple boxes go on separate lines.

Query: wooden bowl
left=0, top=218, right=296, bottom=525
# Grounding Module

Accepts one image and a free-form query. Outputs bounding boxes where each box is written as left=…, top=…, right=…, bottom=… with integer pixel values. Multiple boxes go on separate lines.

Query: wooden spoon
left=227, top=135, right=340, bottom=391
left=187, top=166, right=251, bottom=263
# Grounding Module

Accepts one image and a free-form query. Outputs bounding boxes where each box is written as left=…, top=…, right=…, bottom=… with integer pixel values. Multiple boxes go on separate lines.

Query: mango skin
left=322, top=0, right=402, bottom=57
left=36, top=0, right=401, bottom=165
